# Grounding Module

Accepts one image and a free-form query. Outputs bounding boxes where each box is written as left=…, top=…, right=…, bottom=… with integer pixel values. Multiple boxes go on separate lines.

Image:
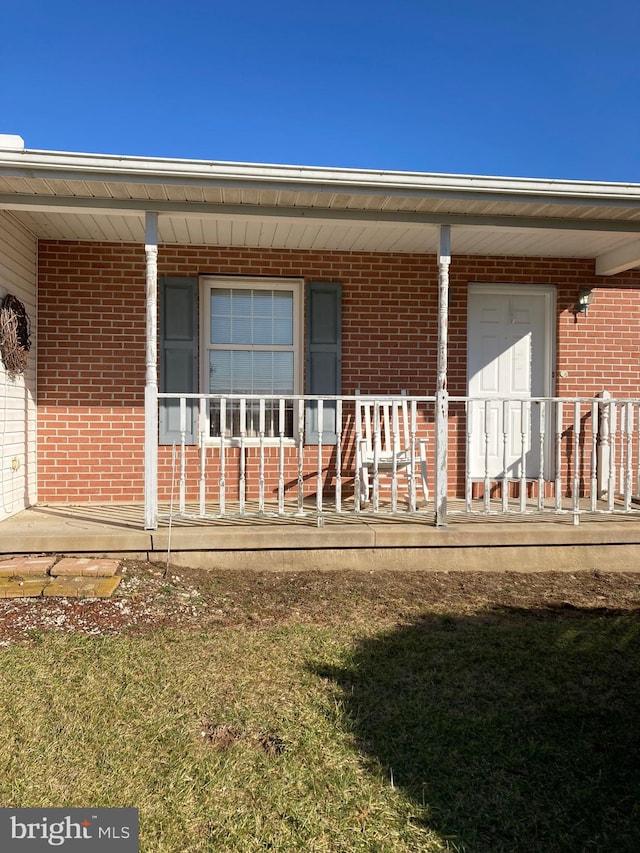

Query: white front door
left=467, top=284, right=555, bottom=479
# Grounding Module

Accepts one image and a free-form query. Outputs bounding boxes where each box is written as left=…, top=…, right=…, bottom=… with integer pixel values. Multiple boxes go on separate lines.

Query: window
left=159, top=276, right=341, bottom=446
left=202, top=277, right=303, bottom=439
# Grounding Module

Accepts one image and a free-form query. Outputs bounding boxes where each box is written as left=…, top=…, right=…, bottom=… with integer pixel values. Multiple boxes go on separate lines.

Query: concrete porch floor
left=1, top=502, right=640, bottom=572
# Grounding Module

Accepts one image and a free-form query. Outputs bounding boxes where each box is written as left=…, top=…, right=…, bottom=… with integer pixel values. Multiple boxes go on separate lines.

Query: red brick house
left=1, top=134, right=640, bottom=528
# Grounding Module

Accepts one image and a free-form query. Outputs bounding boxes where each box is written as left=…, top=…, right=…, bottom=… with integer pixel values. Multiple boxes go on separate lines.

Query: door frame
left=466, top=282, right=557, bottom=479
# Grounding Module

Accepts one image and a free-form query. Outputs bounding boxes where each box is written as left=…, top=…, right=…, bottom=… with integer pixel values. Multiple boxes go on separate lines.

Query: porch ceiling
left=5, top=209, right=638, bottom=260
left=2, top=144, right=640, bottom=267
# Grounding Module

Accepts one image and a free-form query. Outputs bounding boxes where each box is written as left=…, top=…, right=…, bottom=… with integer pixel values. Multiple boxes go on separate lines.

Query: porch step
left=0, top=556, right=121, bottom=598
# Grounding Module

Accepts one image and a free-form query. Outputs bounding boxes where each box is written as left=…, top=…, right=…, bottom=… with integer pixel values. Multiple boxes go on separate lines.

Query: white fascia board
left=3, top=193, right=640, bottom=233
left=595, top=239, right=640, bottom=275
left=1, top=147, right=640, bottom=207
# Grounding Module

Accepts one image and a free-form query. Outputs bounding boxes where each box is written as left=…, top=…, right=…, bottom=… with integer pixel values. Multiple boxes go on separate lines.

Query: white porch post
left=144, top=211, right=159, bottom=530
left=435, top=225, right=451, bottom=526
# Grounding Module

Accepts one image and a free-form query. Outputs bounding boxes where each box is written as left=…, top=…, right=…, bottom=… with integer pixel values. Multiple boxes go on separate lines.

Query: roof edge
left=1, top=145, right=640, bottom=204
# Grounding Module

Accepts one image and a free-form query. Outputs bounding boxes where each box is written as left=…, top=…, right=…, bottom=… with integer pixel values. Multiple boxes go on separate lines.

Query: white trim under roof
left=595, top=240, right=640, bottom=276
left=1, top=142, right=640, bottom=272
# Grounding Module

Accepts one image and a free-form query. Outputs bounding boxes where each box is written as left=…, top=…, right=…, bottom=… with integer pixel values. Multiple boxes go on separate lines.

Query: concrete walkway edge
left=1, top=507, right=640, bottom=572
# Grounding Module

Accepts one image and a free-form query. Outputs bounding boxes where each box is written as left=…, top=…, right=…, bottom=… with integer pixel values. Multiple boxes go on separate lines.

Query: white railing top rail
left=157, top=392, right=640, bottom=404
left=451, top=395, right=640, bottom=404
left=157, top=392, right=439, bottom=402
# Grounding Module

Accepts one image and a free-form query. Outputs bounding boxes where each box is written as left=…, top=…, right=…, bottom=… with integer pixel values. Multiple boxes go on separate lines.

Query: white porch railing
left=450, top=394, right=640, bottom=522
left=154, top=392, right=640, bottom=525
left=156, top=394, right=434, bottom=524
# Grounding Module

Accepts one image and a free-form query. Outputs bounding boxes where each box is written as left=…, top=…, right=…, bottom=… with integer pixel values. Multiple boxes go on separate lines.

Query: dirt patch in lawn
left=0, top=559, right=639, bottom=643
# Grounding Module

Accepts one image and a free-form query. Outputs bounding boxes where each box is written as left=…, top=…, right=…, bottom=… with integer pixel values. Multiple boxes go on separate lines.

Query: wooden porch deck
left=1, top=500, right=640, bottom=573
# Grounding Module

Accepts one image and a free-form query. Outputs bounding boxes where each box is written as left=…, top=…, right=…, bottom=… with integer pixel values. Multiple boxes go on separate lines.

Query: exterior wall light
left=573, top=287, right=594, bottom=317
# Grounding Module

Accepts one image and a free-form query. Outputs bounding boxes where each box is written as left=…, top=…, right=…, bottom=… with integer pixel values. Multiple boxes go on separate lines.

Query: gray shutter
left=159, top=277, right=198, bottom=445
left=305, top=281, right=342, bottom=445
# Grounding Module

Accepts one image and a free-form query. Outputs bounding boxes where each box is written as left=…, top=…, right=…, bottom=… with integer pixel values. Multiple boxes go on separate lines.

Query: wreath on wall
left=0, top=294, right=32, bottom=379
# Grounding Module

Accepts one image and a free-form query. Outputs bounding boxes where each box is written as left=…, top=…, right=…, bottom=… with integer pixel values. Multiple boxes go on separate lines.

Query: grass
left=322, top=610, right=640, bottom=852
left=0, top=608, right=639, bottom=851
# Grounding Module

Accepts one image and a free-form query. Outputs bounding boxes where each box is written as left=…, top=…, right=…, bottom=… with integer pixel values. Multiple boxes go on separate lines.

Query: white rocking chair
left=355, top=396, right=429, bottom=510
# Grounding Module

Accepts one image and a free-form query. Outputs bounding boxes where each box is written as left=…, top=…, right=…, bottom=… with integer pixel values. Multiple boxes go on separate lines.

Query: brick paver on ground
left=0, top=556, right=121, bottom=598
left=0, top=556, right=57, bottom=577
left=51, top=557, right=119, bottom=577
left=44, top=576, right=121, bottom=598
left=0, top=576, right=51, bottom=598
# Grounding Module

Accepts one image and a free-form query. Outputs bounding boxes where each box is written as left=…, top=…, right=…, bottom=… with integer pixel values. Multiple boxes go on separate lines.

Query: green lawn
left=1, top=607, right=639, bottom=851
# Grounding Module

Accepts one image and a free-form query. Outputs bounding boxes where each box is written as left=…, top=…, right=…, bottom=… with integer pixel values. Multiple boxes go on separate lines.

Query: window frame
left=199, top=275, right=304, bottom=445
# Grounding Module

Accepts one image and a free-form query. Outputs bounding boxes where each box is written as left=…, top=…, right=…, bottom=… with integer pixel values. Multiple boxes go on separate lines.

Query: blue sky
left=2, top=0, right=638, bottom=181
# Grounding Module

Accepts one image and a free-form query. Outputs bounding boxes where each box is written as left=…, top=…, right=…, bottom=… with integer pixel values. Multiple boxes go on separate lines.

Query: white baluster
left=316, top=399, right=324, bottom=516
left=278, top=398, right=285, bottom=516
left=501, top=399, right=509, bottom=513
left=590, top=401, right=598, bottom=512
left=625, top=402, right=634, bottom=510
left=219, top=397, right=226, bottom=517
left=372, top=402, right=381, bottom=513
left=179, top=397, right=186, bottom=514
left=465, top=400, right=473, bottom=512
left=239, top=398, right=246, bottom=516
left=199, top=398, right=206, bottom=516
left=335, top=399, right=343, bottom=513
left=572, top=401, right=581, bottom=522
left=555, top=401, right=563, bottom=513
left=354, top=396, right=363, bottom=513
left=258, top=399, right=266, bottom=514
left=483, top=401, right=490, bottom=512
left=597, top=390, right=611, bottom=500
left=391, top=401, right=399, bottom=513
left=618, top=402, right=625, bottom=502
left=609, top=402, right=617, bottom=511
left=296, top=398, right=305, bottom=516
left=520, top=400, right=528, bottom=513
left=538, top=401, right=546, bottom=511
left=408, top=400, right=417, bottom=513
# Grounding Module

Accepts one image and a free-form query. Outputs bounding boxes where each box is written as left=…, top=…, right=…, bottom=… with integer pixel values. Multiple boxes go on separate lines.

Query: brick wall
left=37, top=241, right=640, bottom=502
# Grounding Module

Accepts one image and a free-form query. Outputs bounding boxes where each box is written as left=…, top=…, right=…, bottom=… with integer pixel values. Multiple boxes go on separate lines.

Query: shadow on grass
left=313, top=607, right=640, bottom=852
